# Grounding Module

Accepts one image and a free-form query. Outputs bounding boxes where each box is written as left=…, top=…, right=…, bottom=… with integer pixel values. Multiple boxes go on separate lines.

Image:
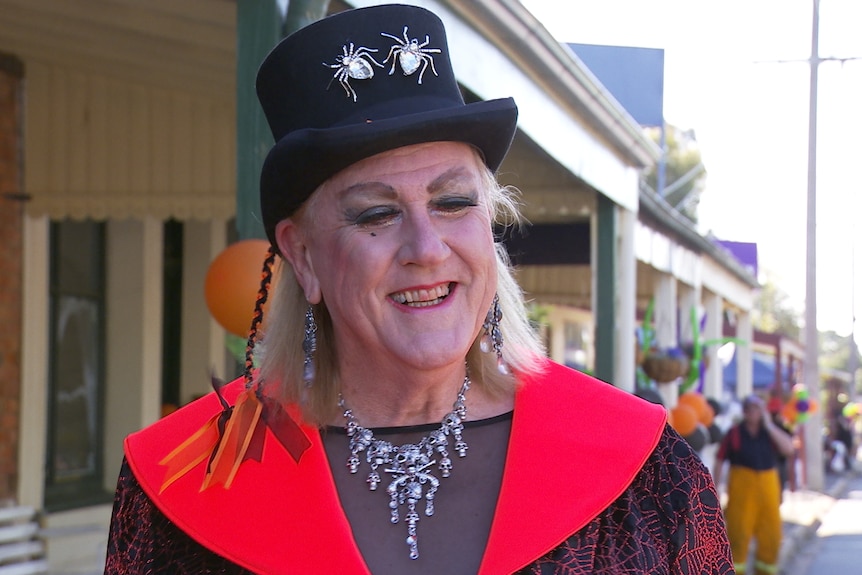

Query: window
left=161, top=220, right=183, bottom=410
left=45, top=220, right=110, bottom=510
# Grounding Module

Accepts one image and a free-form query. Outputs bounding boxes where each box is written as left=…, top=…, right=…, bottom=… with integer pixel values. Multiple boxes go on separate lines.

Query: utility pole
left=850, top=227, right=859, bottom=401
left=796, top=0, right=862, bottom=490
left=802, top=0, right=824, bottom=491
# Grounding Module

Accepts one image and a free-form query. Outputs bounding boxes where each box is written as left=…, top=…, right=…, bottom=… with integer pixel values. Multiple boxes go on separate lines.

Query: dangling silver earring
left=302, top=305, right=317, bottom=387
left=481, top=294, right=508, bottom=374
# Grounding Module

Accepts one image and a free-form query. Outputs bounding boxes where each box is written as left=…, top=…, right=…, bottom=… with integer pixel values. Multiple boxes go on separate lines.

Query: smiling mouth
left=390, top=283, right=452, bottom=307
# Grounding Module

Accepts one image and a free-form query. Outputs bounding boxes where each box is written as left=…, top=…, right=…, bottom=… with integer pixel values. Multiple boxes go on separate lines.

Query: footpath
left=776, top=468, right=859, bottom=573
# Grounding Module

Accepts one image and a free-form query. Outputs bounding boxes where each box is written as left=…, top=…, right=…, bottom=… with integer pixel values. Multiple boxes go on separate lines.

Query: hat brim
left=260, top=97, right=518, bottom=248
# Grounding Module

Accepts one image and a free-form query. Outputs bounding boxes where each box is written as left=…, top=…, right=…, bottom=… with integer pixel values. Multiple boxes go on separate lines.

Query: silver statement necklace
left=340, top=375, right=470, bottom=560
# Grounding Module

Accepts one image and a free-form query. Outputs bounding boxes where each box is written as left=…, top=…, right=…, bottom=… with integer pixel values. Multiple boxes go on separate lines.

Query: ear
left=274, top=218, right=322, bottom=304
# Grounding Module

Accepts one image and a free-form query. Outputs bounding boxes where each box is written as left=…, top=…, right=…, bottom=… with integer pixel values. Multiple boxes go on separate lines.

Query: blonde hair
left=257, top=156, right=545, bottom=426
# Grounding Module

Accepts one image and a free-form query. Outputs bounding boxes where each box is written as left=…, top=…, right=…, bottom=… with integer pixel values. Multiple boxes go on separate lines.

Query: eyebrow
left=336, top=165, right=475, bottom=201
left=427, top=166, right=473, bottom=194
left=337, top=181, right=397, bottom=202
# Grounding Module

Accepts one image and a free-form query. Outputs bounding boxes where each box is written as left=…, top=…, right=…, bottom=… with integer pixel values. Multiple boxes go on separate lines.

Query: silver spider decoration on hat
left=324, top=42, right=384, bottom=102
left=381, top=26, right=441, bottom=84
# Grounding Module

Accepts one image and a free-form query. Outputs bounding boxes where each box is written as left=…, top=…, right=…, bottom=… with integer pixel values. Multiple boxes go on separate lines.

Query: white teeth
left=391, top=284, right=451, bottom=306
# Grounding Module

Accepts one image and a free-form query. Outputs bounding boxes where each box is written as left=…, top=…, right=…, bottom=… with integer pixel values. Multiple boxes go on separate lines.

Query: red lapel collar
left=125, top=379, right=371, bottom=575
left=478, top=360, right=666, bottom=574
left=125, top=363, right=666, bottom=574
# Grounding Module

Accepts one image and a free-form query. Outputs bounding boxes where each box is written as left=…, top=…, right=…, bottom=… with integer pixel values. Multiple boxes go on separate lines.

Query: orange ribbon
left=158, top=379, right=312, bottom=493
left=201, top=388, right=263, bottom=490
left=158, top=413, right=222, bottom=493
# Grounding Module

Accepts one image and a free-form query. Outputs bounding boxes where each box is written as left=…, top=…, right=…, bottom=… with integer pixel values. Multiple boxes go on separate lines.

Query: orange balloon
left=781, top=402, right=799, bottom=424
left=678, top=392, right=715, bottom=427
left=670, top=403, right=698, bottom=436
left=204, top=239, right=275, bottom=337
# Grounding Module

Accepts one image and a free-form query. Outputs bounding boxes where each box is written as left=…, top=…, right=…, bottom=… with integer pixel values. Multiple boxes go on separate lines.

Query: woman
left=105, top=5, right=732, bottom=574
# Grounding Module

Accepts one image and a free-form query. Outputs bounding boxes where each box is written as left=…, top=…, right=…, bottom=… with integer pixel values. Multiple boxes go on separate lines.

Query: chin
left=396, top=340, right=473, bottom=371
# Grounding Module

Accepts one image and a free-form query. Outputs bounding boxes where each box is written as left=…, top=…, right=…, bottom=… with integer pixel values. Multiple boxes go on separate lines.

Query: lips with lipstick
left=389, top=283, right=452, bottom=307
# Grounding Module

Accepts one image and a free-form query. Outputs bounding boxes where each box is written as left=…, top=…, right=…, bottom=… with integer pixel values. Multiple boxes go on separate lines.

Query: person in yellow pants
left=713, top=395, right=796, bottom=574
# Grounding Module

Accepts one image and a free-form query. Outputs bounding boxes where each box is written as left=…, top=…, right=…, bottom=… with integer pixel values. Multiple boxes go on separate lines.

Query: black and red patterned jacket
left=105, top=359, right=733, bottom=574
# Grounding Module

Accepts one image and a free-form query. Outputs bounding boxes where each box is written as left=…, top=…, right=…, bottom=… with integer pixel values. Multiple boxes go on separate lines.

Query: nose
left=397, top=211, right=451, bottom=266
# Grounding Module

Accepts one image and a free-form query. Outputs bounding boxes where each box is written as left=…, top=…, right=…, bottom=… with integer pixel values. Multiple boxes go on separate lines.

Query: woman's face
left=277, top=141, right=498, bottom=373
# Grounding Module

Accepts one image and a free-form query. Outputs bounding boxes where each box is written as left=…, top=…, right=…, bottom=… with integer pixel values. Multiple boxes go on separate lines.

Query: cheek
left=460, top=217, right=497, bottom=274
left=313, top=235, right=387, bottom=295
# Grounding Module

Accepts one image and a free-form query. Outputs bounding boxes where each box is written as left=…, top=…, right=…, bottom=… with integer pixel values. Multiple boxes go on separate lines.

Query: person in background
left=104, top=4, right=733, bottom=574
left=829, top=413, right=854, bottom=473
left=766, top=394, right=797, bottom=498
left=714, top=394, right=796, bottom=574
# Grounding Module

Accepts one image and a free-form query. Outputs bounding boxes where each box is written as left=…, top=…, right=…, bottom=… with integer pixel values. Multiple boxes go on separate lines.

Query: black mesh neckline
left=325, top=410, right=513, bottom=436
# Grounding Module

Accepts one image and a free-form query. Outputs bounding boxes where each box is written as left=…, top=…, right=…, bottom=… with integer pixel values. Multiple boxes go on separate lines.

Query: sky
left=520, top=0, right=862, bottom=342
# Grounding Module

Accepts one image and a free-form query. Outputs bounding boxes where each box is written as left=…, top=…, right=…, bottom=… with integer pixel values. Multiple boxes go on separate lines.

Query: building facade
left=0, top=1, right=758, bottom=571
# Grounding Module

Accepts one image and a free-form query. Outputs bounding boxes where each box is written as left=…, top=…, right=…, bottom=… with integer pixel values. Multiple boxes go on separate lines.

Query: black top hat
left=256, top=3, right=518, bottom=249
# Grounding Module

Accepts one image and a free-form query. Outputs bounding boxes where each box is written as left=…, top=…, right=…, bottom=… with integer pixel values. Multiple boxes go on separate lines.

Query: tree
left=752, top=272, right=802, bottom=340
left=642, top=125, right=706, bottom=223
left=820, top=330, right=862, bottom=374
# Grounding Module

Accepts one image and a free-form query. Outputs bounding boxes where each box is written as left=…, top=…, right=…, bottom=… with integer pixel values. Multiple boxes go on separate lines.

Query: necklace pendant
left=424, top=485, right=437, bottom=515
left=340, top=373, right=471, bottom=560
left=347, top=455, right=360, bottom=473
left=438, top=456, right=452, bottom=477
left=367, top=470, right=381, bottom=490
left=455, top=440, right=468, bottom=457
left=406, top=519, right=419, bottom=560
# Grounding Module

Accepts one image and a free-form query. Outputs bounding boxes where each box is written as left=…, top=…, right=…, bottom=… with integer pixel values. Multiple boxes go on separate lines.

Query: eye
left=352, top=205, right=400, bottom=227
left=432, top=195, right=478, bottom=214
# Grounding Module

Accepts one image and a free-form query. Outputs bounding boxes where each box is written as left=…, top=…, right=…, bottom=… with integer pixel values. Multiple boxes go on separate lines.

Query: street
left=780, top=470, right=862, bottom=575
